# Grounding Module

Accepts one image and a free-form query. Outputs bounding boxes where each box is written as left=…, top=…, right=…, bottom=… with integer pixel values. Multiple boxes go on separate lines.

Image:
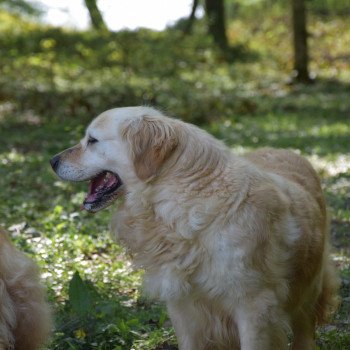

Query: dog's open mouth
left=83, top=171, right=123, bottom=213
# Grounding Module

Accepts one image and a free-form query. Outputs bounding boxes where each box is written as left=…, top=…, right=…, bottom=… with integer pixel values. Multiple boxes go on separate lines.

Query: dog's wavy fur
left=53, top=107, right=339, bottom=349
left=0, top=229, right=51, bottom=350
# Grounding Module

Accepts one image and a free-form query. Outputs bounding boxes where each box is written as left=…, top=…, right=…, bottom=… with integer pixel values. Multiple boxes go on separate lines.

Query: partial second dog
left=0, top=229, right=51, bottom=350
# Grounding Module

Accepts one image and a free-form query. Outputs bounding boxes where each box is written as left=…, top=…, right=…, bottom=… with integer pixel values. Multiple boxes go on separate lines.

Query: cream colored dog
left=51, top=106, right=339, bottom=350
left=0, top=229, right=51, bottom=350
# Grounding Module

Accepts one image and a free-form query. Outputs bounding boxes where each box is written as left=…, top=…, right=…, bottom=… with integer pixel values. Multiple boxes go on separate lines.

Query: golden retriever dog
left=0, top=228, right=51, bottom=350
left=50, top=106, right=339, bottom=349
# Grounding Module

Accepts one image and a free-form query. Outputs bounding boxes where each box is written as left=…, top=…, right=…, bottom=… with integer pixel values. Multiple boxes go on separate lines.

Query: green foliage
left=53, top=270, right=176, bottom=350
left=0, top=6, right=349, bottom=350
left=0, top=0, right=42, bottom=16
left=69, top=272, right=100, bottom=317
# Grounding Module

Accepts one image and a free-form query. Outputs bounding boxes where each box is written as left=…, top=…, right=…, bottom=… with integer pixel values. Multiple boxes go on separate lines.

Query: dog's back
left=0, top=229, right=51, bottom=350
left=245, top=147, right=325, bottom=215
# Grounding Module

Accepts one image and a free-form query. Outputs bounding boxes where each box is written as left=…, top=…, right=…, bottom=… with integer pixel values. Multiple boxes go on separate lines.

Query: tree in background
left=291, top=0, right=311, bottom=82
left=183, top=0, right=199, bottom=34
left=204, top=0, right=228, bottom=51
left=84, top=0, right=108, bottom=32
left=0, top=0, right=41, bottom=15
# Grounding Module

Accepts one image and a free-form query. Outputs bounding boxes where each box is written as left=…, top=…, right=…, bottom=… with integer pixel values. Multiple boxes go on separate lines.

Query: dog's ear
left=122, top=116, right=178, bottom=181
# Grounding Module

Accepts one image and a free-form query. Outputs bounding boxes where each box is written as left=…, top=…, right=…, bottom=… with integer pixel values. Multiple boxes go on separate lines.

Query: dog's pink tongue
left=91, top=172, right=107, bottom=191
left=85, top=172, right=118, bottom=204
left=86, top=172, right=107, bottom=202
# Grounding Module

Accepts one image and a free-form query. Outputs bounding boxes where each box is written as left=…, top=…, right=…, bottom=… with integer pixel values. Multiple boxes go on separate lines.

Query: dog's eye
left=87, top=136, right=98, bottom=145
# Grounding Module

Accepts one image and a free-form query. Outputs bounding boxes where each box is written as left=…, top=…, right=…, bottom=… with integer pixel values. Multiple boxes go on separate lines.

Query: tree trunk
left=183, top=0, right=199, bottom=35
left=84, top=0, right=107, bottom=32
left=291, top=0, right=311, bottom=82
left=204, top=0, right=228, bottom=50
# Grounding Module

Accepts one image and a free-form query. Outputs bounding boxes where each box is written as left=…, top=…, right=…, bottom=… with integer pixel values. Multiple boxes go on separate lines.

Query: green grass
left=1, top=5, right=349, bottom=349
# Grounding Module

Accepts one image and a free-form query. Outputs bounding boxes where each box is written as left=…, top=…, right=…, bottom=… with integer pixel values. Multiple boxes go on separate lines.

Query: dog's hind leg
left=292, top=257, right=340, bottom=350
left=291, top=310, right=316, bottom=350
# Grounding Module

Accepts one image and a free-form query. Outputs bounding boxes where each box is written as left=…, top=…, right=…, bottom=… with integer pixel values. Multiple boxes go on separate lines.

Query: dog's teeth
left=104, top=173, right=111, bottom=183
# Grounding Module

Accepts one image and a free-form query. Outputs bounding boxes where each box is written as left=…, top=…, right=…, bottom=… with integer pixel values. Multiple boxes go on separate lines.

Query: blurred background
left=0, top=0, right=349, bottom=349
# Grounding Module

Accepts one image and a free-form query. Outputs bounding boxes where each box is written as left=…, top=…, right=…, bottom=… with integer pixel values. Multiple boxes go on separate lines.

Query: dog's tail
left=315, top=244, right=340, bottom=325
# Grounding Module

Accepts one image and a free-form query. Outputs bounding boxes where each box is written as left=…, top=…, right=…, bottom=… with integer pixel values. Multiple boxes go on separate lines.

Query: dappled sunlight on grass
left=310, top=154, right=350, bottom=176
left=0, top=149, right=26, bottom=164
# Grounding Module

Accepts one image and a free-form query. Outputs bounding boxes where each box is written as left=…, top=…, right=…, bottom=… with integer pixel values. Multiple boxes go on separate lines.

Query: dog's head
left=50, top=107, right=178, bottom=212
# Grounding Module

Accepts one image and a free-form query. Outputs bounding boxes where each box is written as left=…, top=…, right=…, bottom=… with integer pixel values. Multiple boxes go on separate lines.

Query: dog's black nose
left=50, top=155, right=60, bottom=172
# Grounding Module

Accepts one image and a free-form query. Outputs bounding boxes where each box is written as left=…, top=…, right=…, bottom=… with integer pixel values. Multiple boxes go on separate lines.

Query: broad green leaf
left=68, top=271, right=96, bottom=317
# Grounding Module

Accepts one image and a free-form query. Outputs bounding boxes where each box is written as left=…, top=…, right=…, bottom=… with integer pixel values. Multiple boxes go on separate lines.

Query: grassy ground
left=0, top=5, right=349, bottom=349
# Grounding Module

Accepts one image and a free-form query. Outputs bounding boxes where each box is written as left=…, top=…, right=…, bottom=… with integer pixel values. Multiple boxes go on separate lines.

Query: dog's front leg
left=167, top=298, right=210, bottom=350
left=235, top=291, right=289, bottom=350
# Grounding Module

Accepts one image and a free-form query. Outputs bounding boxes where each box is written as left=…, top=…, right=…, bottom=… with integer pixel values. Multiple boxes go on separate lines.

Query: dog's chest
left=192, top=230, right=259, bottom=299
left=143, top=226, right=256, bottom=302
